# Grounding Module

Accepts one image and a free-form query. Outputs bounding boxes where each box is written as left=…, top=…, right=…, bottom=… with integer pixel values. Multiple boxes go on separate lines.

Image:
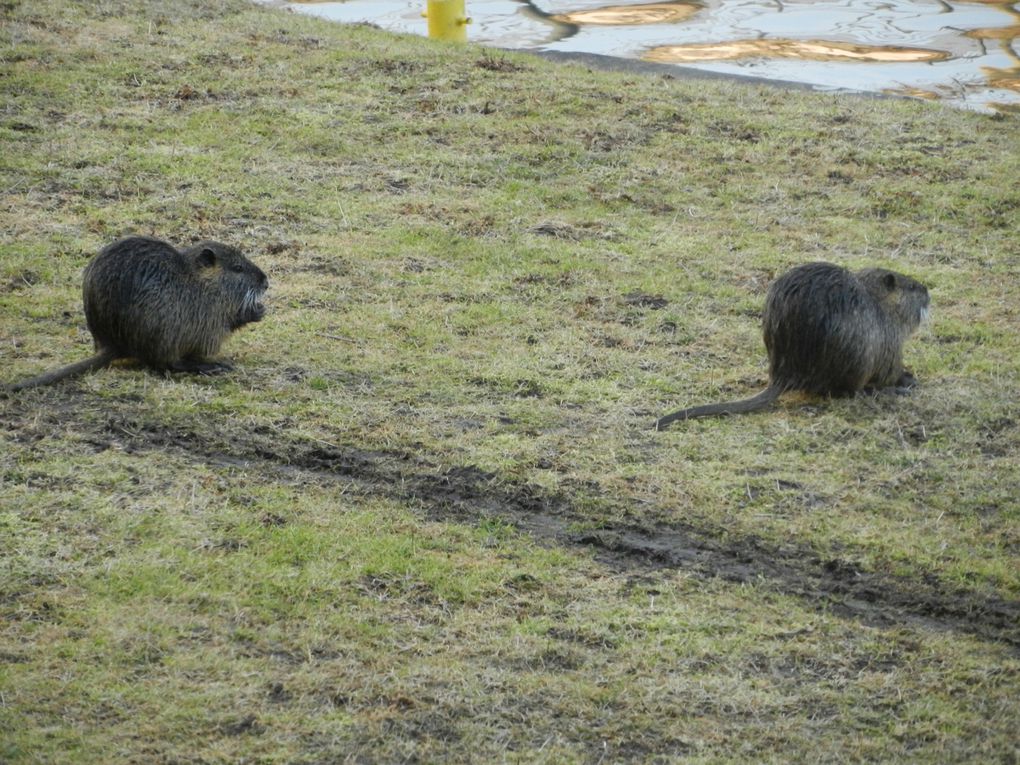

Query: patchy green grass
left=1, top=0, right=1018, bottom=762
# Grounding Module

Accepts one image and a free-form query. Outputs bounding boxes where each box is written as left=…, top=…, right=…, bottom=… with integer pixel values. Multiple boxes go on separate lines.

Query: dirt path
left=5, top=397, right=1018, bottom=649
left=251, top=434, right=1020, bottom=649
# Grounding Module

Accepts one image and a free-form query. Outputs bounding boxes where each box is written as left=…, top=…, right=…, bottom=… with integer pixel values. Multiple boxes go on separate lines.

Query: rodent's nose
left=258, top=269, right=268, bottom=290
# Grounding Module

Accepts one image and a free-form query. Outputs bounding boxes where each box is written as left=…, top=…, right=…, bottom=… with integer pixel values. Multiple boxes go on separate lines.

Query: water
left=271, top=0, right=1020, bottom=113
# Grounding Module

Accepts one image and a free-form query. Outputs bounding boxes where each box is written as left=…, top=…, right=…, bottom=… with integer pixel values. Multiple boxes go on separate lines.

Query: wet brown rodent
left=6, top=236, right=268, bottom=391
left=655, top=262, right=930, bottom=429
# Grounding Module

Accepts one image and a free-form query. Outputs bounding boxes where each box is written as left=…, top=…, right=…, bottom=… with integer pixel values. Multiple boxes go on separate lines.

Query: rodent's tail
left=5, top=348, right=117, bottom=392
left=654, top=385, right=782, bottom=430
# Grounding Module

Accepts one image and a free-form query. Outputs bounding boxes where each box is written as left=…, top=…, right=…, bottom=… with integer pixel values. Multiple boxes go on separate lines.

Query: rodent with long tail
left=5, top=236, right=268, bottom=392
left=655, top=262, right=930, bottom=429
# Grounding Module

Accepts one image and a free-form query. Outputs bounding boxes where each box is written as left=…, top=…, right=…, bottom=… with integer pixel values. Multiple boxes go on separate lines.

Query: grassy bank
left=2, top=1, right=1018, bottom=761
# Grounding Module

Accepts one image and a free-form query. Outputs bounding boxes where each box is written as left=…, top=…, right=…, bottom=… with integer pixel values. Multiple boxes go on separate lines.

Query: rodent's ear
left=195, top=247, right=217, bottom=269
left=883, top=272, right=897, bottom=290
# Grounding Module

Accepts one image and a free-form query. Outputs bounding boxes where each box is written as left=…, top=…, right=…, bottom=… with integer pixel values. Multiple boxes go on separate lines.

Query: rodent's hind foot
left=167, top=359, right=235, bottom=376
left=894, top=370, right=918, bottom=391
left=887, top=370, right=918, bottom=396
left=861, top=373, right=918, bottom=398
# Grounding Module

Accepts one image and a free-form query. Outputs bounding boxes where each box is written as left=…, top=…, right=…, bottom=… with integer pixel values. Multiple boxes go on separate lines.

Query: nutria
left=654, top=262, right=930, bottom=429
left=5, top=236, right=268, bottom=391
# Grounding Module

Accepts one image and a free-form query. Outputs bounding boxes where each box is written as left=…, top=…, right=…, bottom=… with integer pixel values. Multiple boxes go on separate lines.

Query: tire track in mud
left=6, top=402, right=1019, bottom=649
left=298, top=444, right=1020, bottom=649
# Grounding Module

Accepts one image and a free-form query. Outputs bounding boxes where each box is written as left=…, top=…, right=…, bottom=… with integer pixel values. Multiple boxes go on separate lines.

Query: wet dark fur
left=655, top=262, right=930, bottom=429
left=6, top=236, right=268, bottom=391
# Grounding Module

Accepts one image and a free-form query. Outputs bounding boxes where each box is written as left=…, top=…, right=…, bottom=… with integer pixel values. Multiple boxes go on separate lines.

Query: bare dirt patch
left=6, top=394, right=1017, bottom=650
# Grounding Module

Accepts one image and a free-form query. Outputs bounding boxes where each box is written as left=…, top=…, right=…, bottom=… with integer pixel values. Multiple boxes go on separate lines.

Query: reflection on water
left=272, top=0, right=1020, bottom=113
left=645, top=39, right=950, bottom=64
left=967, top=24, right=1020, bottom=40
left=550, top=2, right=701, bottom=26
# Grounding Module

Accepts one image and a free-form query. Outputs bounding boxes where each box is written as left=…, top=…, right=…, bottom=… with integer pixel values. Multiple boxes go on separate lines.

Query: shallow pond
left=274, top=0, right=1020, bottom=113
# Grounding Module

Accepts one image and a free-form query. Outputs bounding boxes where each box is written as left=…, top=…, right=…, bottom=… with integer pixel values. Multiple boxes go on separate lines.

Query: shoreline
left=260, top=0, right=1010, bottom=113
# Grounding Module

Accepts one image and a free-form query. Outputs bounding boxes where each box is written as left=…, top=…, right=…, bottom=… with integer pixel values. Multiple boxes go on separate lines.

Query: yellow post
left=424, top=0, right=470, bottom=42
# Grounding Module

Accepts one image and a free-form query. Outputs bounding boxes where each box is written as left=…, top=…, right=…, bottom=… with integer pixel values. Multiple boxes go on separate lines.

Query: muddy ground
left=6, top=388, right=1016, bottom=652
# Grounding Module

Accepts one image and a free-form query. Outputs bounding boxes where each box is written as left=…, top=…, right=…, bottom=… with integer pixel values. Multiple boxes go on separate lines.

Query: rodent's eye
left=231, top=264, right=244, bottom=273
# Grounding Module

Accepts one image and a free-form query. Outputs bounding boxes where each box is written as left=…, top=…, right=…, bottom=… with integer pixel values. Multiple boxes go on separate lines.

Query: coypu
left=654, top=262, right=930, bottom=429
left=5, top=236, right=268, bottom=391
